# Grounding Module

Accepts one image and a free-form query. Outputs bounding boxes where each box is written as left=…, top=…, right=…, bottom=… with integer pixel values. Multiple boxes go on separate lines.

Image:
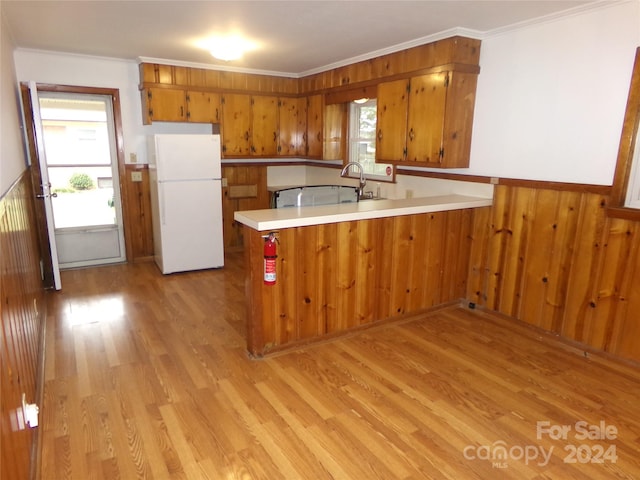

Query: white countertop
left=234, top=194, right=493, bottom=231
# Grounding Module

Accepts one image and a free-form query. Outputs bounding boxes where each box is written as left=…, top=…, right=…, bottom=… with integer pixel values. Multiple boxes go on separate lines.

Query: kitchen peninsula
left=235, top=194, right=492, bottom=357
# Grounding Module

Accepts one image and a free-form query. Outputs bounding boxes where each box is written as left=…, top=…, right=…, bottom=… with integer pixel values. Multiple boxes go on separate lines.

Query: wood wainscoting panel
left=222, top=165, right=270, bottom=250
left=469, top=184, right=640, bottom=363
left=123, top=165, right=154, bottom=261
left=1, top=171, right=46, bottom=480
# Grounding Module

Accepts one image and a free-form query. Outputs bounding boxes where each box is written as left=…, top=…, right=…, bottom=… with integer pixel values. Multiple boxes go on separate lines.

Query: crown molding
left=482, top=0, right=630, bottom=38
left=136, top=56, right=297, bottom=78
left=14, top=47, right=138, bottom=64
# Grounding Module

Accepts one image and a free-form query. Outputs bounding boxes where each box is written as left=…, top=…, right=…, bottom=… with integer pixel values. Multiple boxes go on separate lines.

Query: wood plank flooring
left=39, top=252, right=640, bottom=479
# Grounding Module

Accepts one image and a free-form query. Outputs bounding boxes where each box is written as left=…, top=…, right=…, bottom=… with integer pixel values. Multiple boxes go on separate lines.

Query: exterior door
left=28, top=88, right=127, bottom=281
left=39, top=91, right=126, bottom=270
left=27, top=81, right=62, bottom=289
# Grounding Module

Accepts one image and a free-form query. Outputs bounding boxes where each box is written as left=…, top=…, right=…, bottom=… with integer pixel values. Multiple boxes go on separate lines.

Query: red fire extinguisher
left=264, top=233, right=277, bottom=285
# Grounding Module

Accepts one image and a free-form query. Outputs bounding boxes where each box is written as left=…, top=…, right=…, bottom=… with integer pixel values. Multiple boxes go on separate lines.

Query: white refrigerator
left=148, top=134, right=224, bottom=274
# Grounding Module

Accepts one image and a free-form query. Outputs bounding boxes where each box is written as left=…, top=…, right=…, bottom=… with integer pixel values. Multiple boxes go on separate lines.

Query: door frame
left=21, top=83, right=133, bottom=287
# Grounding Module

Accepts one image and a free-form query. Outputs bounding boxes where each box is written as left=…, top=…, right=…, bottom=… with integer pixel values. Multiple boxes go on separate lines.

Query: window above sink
left=348, top=99, right=394, bottom=183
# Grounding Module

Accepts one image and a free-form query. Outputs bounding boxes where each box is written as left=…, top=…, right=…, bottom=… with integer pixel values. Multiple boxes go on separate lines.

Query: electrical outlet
left=130, top=153, right=138, bottom=163
left=131, top=171, right=142, bottom=182
left=22, top=393, right=39, bottom=428
left=222, top=177, right=228, bottom=187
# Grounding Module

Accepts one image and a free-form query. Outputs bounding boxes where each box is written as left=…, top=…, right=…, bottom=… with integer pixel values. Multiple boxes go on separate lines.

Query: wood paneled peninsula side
left=234, top=195, right=492, bottom=357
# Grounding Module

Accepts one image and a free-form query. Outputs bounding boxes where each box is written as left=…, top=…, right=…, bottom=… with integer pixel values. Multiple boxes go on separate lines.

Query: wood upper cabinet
left=142, top=88, right=220, bottom=124
left=406, top=73, right=448, bottom=163
left=441, top=71, right=479, bottom=168
left=186, top=91, right=220, bottom=123
left=278, top=97, right=306, bottom=156
left=221, top=93, right=252, bottom=156
left=306, top=94, right=324, bottom=158
left=143, top=87, right=187, bottom=123
left=376, top=79, right=409, bottom=162
left=251, top=95, right=278, bottom=156
left=376, top=71, right=477, bottom=168
left=324, top=103, right=346, bottom=161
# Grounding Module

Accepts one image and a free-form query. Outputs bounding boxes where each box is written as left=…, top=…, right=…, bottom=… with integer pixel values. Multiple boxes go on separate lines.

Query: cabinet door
left=324, top=103, right=346, bottom=161
left=221, top=93, right=251, bottom=156
left=278, top=97, right=305, bottom=156
left=296, top=97, right=308, bottom=156
left=376, top=79, right=409, bottom=162
left=306, top=94, right=323, bottom=158
left=187, top=91, right=220, bottom=123
left=406, top=73, right=448, bottom=163
left=146, top=87, right=186, bottom=122
left=441, top=71, right=477, bottom=168
left=251, top=95, right=278, bottom=156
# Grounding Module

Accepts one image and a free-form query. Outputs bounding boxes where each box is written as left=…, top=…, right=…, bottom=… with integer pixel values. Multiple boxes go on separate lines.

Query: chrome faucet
left=340, top=161, right=367, bottom=198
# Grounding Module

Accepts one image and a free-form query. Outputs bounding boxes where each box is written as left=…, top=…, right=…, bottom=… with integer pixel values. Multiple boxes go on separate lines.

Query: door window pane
left=39, top=97, right=117, bottom=228
left=40, top=98, right=111, bottom=166
left=49, top=166, right=116, bottom=228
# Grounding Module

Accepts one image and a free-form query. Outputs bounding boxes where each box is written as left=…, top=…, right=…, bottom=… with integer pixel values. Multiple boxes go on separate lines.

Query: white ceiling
left=2, top=0, right=598, bottom=76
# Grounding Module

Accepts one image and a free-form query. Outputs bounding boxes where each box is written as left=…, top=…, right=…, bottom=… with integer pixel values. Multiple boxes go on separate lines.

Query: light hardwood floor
left=39, top=252, right=640, bottom=479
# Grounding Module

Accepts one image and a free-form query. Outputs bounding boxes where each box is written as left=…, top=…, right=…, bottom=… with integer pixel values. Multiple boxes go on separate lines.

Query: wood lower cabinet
left=242, top=208, right=481, bottom=356
left=376, top=71, right=477, bottom=168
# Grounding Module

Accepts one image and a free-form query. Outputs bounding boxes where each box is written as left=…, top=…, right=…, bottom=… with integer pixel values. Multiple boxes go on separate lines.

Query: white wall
left=466, top=0, right=640, bottom=185
left=10, top=1, right=640, bottom=188
left=12, top=50, right=213, bottom=169
left=300, top=165, right=493, bottom=199
left=0, top=10, right=28, bottom=195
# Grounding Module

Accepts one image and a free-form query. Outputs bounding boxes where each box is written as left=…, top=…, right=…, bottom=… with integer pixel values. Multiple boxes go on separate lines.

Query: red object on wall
left=264, top=234, right=277, bottom=285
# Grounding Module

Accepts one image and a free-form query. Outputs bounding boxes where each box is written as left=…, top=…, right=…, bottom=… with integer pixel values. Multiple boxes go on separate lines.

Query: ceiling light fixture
left=353, top=98, right=369, bottom=104
left=199, top=35, right=258, bottom=62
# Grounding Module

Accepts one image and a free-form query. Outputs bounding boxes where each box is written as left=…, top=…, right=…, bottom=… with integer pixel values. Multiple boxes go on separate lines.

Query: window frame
left=609, top=47, right=640, bottom=219
left=346, top=99, right=395, bottom=184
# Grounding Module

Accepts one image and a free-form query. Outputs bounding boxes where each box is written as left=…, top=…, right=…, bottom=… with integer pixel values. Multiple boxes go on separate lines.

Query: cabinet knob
left=377, top=129, right=383, bottom=141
